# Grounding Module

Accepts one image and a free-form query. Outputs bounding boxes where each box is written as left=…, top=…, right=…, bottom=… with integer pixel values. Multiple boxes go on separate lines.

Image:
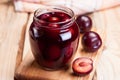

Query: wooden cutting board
left=14, top=10, right=106, bottom=80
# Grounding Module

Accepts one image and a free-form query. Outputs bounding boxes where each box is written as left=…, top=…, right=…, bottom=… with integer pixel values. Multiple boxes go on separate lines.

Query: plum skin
left=82, top=31, right=102, bottom=52
left=76, top=15, right=92, bottom=33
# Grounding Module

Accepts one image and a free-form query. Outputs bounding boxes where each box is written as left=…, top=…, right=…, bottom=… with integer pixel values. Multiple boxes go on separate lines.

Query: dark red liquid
left=29, top=12, right=80, bottom=69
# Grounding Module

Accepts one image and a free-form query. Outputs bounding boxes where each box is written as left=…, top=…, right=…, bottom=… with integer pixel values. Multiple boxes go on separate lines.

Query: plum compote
left=29, top=6, right=80, bottom=70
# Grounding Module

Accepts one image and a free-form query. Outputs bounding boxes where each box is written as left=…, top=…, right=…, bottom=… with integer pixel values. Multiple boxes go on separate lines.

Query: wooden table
left=0, top=0, right=120, bottom=80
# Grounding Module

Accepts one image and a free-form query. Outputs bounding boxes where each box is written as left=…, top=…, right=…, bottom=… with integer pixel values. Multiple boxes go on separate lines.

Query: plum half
left=72, top=57, right=93, bottom=76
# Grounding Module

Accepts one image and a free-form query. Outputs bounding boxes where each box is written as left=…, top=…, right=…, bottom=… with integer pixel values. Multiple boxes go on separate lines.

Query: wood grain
left=0, top=1, right=28, bottom=80
left=15, top=10, right=106, bottom=80
left=96, top=6, right=120, bottom=80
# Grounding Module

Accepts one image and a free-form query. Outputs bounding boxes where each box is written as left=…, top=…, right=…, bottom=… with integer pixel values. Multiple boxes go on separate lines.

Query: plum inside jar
left=29, top=7, right=80, bottom=70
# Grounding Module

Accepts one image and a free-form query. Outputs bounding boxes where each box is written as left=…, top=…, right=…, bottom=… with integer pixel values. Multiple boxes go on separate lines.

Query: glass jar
left=29, top=6, right=80, bottom=70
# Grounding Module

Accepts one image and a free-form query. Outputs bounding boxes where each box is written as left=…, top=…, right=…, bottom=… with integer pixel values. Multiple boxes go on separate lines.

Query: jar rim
left=33, top=5, right=75, bottom=29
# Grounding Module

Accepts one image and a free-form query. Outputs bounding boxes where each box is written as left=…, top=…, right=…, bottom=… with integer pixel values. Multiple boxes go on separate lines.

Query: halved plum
left=72, top=57, right=93, bottom=76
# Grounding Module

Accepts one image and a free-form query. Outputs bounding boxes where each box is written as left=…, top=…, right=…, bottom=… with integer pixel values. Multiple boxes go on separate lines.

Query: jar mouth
left=33, top=6, right=75, bottom=29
